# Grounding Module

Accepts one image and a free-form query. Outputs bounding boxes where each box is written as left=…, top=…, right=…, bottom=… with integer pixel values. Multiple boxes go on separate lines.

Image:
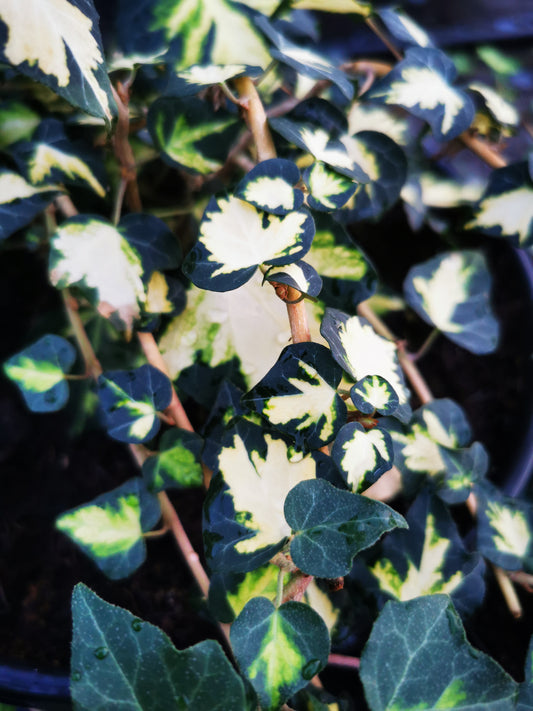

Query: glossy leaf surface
left=350, top=375, right=399, bottom=416
left=263, top=261, right=323, bottom=298
left=234, top=159, right=304, bottom=216
left=331, top=423, right=394, bottom=493
left=304, top=161, right=356, bottom=212
left=142, top=429, right=204, bottom=492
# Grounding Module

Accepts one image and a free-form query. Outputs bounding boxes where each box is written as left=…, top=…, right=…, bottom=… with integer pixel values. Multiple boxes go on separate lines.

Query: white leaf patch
left=299, top=127, right=355, bottom=173
left=200, top=196, right=309, bottom=275
left=0, top=0, right=113, bottom=120
left=218, top=433, right=316, bottom=552
left=339, top=428, right=392, bottom=491
left=487, top=502, right=529, bottom=557
left=177, top=63, right=249, bottom=86
left=0, top=170, right=61, bottom=203
left=241, top=177, right=296, bottom=212
left=50, top=219, right=145, bottom=329
left=392, top=426, right=446, bottom=474
left=28, top=143, right=105, bottom=196
left=306, top=162, right=354, bottom=209
left=469, top=83, right=519, bottom=126
left=466, top=186, right=533, bottom=245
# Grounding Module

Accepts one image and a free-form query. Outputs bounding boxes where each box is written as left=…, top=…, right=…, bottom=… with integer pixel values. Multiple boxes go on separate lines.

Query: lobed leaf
left=142, top=429, right=204, bottom=492
left=234, top=159, right=304, bottom=216
left=331, top=423, right=394, bottom=493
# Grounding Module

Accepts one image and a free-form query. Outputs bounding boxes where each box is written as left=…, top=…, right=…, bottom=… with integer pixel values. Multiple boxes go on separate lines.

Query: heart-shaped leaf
left=142, top=429, right=204, bottom=492
left=331, top=423, right=394, bottom=493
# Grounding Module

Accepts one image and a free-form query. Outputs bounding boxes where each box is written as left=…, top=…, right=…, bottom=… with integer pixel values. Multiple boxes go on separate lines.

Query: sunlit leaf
left=71, top=584, right=246, bottom=710
left=97, top=365, right=172, bottom=444
left=404, top=250, right=499, bottom=354
left=3, top=334, right=76, bottom=412
left=286, top=478, right=406, bottom=577
left=303, top=162, right=356, bottom=212
left=0, top=100, right=40, bottom=149
left=166, top=63, right=262, bottom=97
left=377, top=8, right=434, bottom=48
left=0, top=169, right=60, bottom=241
left=243, top=343, right=346, bottom=452
left=363, top=47, right=475, bottom=140
left=0, top=0, right=116, bottom=120
left=56, top=479, right=161, bottom=579
left=231, top=597, right=330, bottom=710
left=263, top=261, right=323, bottom=298
left=142, top=429, right=204, bottom=492
left=350, top=375, right=399, bottom=416
left=360, top=595, right=518, bottom=710
left=182, top=194, right=315, bottom=291
left=331, top=423, right=394, bottom=493
left=235, top=159, right=304, bottom=216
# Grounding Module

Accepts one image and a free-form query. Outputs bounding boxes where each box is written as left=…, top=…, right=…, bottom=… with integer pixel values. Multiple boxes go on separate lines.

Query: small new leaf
left=235, top=159, right=304, bottom=216
left=331, top=423, right=394, bottom=493
left=142, top=429, right=204, bottom=492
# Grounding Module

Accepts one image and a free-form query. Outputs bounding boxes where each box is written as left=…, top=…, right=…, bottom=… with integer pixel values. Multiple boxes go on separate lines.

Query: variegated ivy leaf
left=0, top=101, right=40, bottom=149
left=263, top=261, right=322, bottom=299
left=303, top=162, right=356, bottom=212
left=389, top=399, right=488, bottom=504
left=203, top=422, right=334, bottom=572
left=182, top=195, right=315, bottom=292
left=331, top=423, right=393, bottom=493
left=340, top=131, right=407, bottom=221
left=305, top=215, right=377, bottom=310
left=412, top=170, right=486, bottom=209
left=290, top=0, right=372, bottom=14
left=0, top=0, right=116, bottom=121
left=285, top=478, right=407, bottom=578
left=13, top=118, right=105, bottom=197
left=475, top=483, right=533, bottom=573
left=465, top=162, right=533, bottom=249
left=159, top=271, right=324, bottom=393
left=367, top=490, right=485, bottom=616
left=347, top=104, right=414, bottom=148
left=468, top=82, right=520, bottom=128
left=166, top=64, right=262, bottom=97
left=363, top=47, right=475, bottom=141
left=404, top=250, right=499, bottom=354
left=243, top=343, right=347, bottom=452
left=147, top=96, right=239, bottom=175
left=3, top=334, right=76, bottom=413
left=97, top=365, right=172, bottom=444
left=56, top=478, right=161, bottom=579
left=142, top=429, right=204, bottom=492
left=350, top=375, right=399, bottom=416
left=376, top=8, right=434, bottom=48
left=235, top=159, right=304, bottom=216
left=231, top=597, right=330, bottom=710
left=0, top=169, right=60, bottom=241
left=256, top=16, right=354, bottom=101
left=320, top=308, right=411, bottom=421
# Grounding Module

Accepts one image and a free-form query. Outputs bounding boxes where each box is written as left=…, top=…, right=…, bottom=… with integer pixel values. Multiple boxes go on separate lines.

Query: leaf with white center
left=377, top=8, right=434, bottom=48
left=231, top=597, right=330, bottom=710
left=368, top=490, right=485, bottom=616
left=243, top=343, right=346, bottom=452
left=290, top=0, right=372, bottom=14
left=404, top=250, right=499, bottom=354
left=235, top=159, right=304, bottom=216
left=56, top=479, right=161, bottom=579
left=167, top=63, right=262, bottom=97
left=203, top=422, right=319, bottom=572
left=359, top=595, right=518, bottom=711
left=0, top=169, right=60, bottom=241
left=306, top=215, right=377, bottom=310
left=263, top=260, right=323, bottom=298
left=340, top=131, right=407, bottom=221
left=4, top=334, right=76, bottom=413
left=158, top=271, right=325, bottom=394
left=304, top=162, right=356, bottom=212
left=142, top=429, right=204, bottom=492
left=465, top=162, right=533, bottom=248
left=286, top=478, right=407, bottom=578
left=363, top=47, right=475, bottom=141
left=321, top=308, right=411, bottom=421
left=183, top=195, right=315, bottom=291
left=97, top=365, right=172, bottom=444
left=347, top=104, right=414, bottom=147
left=148, top=96, right=239, bottom=175
left=0, top=101, right=40, bottom=149
left=71, top=584, right=246, bottom=710
left=256, top=16, right=354, bottom=100
left=476, top=483, right=533, bottom=572
left=469, top=82, right=520, bottom=127
left=331, top=423, right=393, bottom=493
left=412, top=170, right=487, bottom=208
left=0, top=0, right=115, bottom=120
left=351, top=375, right=399, bottom=416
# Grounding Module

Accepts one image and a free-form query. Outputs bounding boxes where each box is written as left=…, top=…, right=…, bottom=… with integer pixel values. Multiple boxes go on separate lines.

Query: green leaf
left=404, top=250, right=499, bottom=354
left=71, top=584, right=246, bottom=710
left=235, top=159, right=304, bottom=216
left=182, top=194, right=315, bottom=291
left=243, top=343, right=347, bottom=452
left=286, top=478, right=406, bottom=578
left=0, top=168, right=60, bottom=241
left=3, top=334, right=76, bottom=412
left=142, top=428, right=204, bottom=492
left=0, top=100, right=40, bottom=149
left=465, top=162, right=533, bottom=249
left=363, top=47, right=475, bottom=141
left=320, top=308, right=411, bottom=420
left=263, top=261, right=323, bottom=298
left=367, top=490, right=485, bottom=616
left=97, top=365, right=172, bottom=445
left=359, top=595, right=518, bottom=710
left=350, top=375, right=400, bottom=416
left=231, top=597, right=330, bottom=710
left=331, top=423, right=394, bottom=493
left=0, top=0, right=116, bottom=120
left=56, top=479, right=161, bottom=579
left=167, top=63, right=262, bottom=97
left=304, top=162, right=357, bottom=212
left=147, top=96, right=239, bottom=175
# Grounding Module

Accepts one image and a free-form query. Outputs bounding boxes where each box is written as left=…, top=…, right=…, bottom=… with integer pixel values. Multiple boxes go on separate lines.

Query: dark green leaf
left=518, top=636, right=533, bottom=710
left=235, top=159, right=304, bottom=216
left=119, top=213, right=182, bottom=276
left=331, top=423, right=394, bottom=493
left=263, top=261, right=323, bottom=298
left=0, top=168, right=59, bottom=241
left=350, top=375, right=399, bottom=416
left=142, top=428, right=204, bottom=492
left=303, top=162, right=356, bottom=212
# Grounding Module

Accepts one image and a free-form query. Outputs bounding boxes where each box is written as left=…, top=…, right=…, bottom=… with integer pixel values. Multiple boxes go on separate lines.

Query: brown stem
left=111, top=83, right=142, bottom=214
left=282, top=572, right=313, bottom=603
left=459, top=131, right=507, bottom=169
left=62, top=291, right=102, bottom=378
left=365, top=17, right=403, bottom=61
left=328, top=653, right=360, bottom=669
left=492, top=565, right=522, bottom=618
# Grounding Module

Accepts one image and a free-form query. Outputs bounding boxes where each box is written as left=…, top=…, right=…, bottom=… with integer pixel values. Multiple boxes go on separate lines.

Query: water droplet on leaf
left=94, top=646, right=109, bottom=660
left=132, top=618, right=143, bottom=632
left=71, top=670, right=82, bottom=682
left=302, top=658, right=321, bottom=680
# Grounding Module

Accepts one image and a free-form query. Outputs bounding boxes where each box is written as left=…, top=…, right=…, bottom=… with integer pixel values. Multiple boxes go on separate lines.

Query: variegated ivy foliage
left=2, top=1, right=532, bottom=710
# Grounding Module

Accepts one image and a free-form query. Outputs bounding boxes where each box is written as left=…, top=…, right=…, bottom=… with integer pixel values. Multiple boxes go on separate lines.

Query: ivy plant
left=1, top=1, right=532, bottom=710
